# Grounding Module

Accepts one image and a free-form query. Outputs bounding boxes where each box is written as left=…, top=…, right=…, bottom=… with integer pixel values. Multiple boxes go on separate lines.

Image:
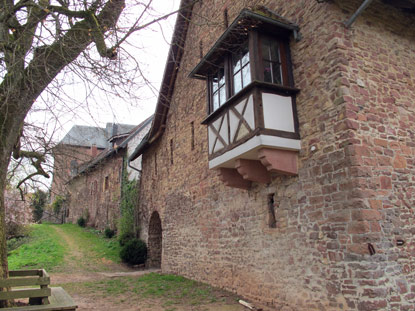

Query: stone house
left=63, top=117, right=152, bottom=229
left=5, top=188, right=32, bottom=225
left=129, top=0, right=415, bottom=310
left=50, top=123, right=126, bottom=204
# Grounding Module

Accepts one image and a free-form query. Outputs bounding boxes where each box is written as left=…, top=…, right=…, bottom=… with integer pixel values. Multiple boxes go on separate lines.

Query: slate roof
left=60, top=123, right=136, bottom=149
left=73, top=116, right=153, bottom=177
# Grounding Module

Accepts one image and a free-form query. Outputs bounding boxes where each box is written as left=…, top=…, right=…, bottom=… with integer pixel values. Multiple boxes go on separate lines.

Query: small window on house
left=104, top=176, right=109, bottom=191
left=268, top=194, right=276, bottom=228
left=261, top=36, right=283, bottom=84
left=211, top=64, right=227, bottom=111
left=154, top=153, right=158, bottom=175
left=190, top=121, right=195, bottom=150
left=190, top=8, right=297, bottom=115
left=232, top=44, right=251, bottom=94
left=170, top=139, right=174, bottom=165
left=70, top=160, right=78, bottom=176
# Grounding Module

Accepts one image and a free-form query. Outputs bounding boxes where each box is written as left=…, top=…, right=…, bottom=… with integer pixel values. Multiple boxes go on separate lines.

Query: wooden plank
left=0, top=305, right=77, bottom=311
left=49, top=287, right=77, bottom=308
left=0, top=288, right=51, bottom=300
left=0, top=277, right=50, bottom=287
left=40, top=270, right=49, bottom=279
left=0, top=288, right=76, bottom=311
left=9, top=270, right=41, bottom=277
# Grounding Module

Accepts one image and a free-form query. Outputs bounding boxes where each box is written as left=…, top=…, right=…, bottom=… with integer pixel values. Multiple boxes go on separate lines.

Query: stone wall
left=5, top=189, right=31, bottom=224
left=138, top=0, right=415, bottom=310
left=50, top=144, right=100, bottom=204
left=66, top=151, right=124, bottom=230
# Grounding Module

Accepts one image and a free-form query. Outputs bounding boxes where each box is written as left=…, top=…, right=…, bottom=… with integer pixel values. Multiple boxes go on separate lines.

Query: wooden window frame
left=206, top=30, right=293, bottom=115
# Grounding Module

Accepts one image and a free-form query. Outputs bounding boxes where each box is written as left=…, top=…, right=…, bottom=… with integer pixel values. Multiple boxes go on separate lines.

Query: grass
left=8, top=224, right=66, bottom=271
left=6, top=224, right=241, bottom=311
left=58, top=224, right=121, bottom=264
left=7, top=223, right=121, bottom=271
left=62, top=273, right=221, bottom=307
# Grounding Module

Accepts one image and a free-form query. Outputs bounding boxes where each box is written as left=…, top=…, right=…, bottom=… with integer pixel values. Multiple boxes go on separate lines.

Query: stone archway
left=147, top=211, right=162, bottom=268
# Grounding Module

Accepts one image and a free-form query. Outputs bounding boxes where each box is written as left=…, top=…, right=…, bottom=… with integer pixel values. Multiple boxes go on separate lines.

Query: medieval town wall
left=50, top=144, right=100, bottom=203
left=66, top=152, right=124, bottom=231
left=139, top=0, right=415, bottom=310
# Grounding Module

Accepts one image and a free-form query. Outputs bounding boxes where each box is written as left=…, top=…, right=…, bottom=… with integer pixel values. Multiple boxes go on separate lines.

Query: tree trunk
left=0, top=138, right=12, bottom=307
left=0, top=1, right=126, bottom=306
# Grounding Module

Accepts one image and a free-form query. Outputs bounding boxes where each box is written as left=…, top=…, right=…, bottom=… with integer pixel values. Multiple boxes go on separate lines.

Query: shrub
left=31, top=190, right=47, bottom=222
left=52, top=195, right=65, bottom=215
left=6, top=221, right=30, bottom=240
left=118, top=179, right=138, bottom=237
left=77, top=216, right=86, bottom=227
left=118, top=231, right=134, bottom=246
left=104, top=227, right=115, bottom=238
left=120, top=239, right=147, bottom=265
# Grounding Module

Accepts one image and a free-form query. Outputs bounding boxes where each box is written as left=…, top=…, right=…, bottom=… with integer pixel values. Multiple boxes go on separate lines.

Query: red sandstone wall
left=139, top=0, right=415, bottom=310
left=5, top=189, right=32, bottom=224
left=50, top=145, right=97, bottom=203
left=66, top=152, right=124, bottom=231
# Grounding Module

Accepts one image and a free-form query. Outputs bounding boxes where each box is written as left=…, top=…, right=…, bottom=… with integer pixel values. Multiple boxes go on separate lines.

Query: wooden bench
left=0, top=269, right=77, bottom=311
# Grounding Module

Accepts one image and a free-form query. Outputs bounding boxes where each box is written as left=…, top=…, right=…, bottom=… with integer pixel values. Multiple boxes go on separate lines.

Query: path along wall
left=138, top=0, right=415, bottom=310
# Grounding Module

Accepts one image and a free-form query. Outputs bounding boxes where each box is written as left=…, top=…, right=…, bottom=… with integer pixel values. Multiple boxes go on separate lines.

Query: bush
left=118, top=231, right=134, bottom=246
left=118, top=179, right=138, bottom=237
left=52, top=195, right=65, bottom=215
left=31, top=190, right=47, bottom=222
left=6, top=221, right=30, bottom=240
left=77, top=216, right=86, bottom=227
left=104, top=227, right=115, bottom=238
left=120, top=239, right=147, bottom=265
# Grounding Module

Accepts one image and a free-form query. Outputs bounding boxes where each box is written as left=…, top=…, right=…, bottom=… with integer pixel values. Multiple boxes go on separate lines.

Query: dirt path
left=48, top=226, right=249, bottom=311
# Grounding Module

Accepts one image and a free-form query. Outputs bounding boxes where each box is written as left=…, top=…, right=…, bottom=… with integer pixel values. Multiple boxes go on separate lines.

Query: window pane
left=213, top=92, right=220, bottom=111
left=242, top=64, right=251, bottom=88
left=212, top=77, right=219, bottom=93
left=269, top=41, right=280, bottom=62
left=261, top=37, right=272, bottom=60
left=263, top=60, right=272, bottom=83
left=241, top=50, right=249, bottom=66
left=234, top=71, right=242, bottom=94
left=218, top=68, right=225, bottom=87
left=271, top=62, right=282, bottom=85
left=233, top=56, right=241, bottom=73
left=219, top=86, right=226, bottom=106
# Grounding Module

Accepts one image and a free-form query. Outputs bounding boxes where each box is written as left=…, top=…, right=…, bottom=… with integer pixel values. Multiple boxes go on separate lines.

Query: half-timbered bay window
left=190, top=8, right=301, bottom=189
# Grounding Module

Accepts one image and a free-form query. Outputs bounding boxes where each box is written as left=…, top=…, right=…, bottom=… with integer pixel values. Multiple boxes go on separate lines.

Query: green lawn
left=6, top=224, right=243, bottom=311
left=7, top=223, right=121, bottom=271
left=62, top=273, right=221, bottom=307
left=8, top=224, right=66, bottom=271
left=58, top=224, right=121, bottom=263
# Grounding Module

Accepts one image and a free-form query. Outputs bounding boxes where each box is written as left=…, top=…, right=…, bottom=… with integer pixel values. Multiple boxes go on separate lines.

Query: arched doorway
left=148, top=211, right=162, bottom=268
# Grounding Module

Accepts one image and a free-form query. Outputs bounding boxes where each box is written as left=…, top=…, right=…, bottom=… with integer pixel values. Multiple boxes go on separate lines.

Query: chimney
left=112, top=124, right=118, bottom=137
left=91, top=144, right=98, bottom=157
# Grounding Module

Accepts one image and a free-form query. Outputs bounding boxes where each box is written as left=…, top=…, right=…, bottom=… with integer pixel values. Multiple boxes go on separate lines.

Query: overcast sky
left=26, top=0, right=180, bottom=143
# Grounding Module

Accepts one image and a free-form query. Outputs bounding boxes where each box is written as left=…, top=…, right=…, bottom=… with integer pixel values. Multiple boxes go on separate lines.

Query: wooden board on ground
left=0, top=287, right=77, bottom=311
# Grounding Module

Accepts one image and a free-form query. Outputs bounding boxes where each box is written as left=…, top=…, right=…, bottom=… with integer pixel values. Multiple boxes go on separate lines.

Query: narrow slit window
left=268, top=194, right=277, bottom=228
left=190, top=121, right=195, bottom=150
left=154, top=153, right=158, bottom=175
left=170, top=139, right=174, bottom=165
left=104, top=176, right=109, bottom=191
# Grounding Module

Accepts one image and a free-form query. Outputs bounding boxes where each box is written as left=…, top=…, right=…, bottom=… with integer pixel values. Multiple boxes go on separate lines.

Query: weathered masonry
left=130, top=0, right=415, bottom=310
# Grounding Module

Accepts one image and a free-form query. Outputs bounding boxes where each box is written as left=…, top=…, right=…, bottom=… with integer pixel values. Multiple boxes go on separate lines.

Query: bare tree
left=0, top=0, right=188, bottom=303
